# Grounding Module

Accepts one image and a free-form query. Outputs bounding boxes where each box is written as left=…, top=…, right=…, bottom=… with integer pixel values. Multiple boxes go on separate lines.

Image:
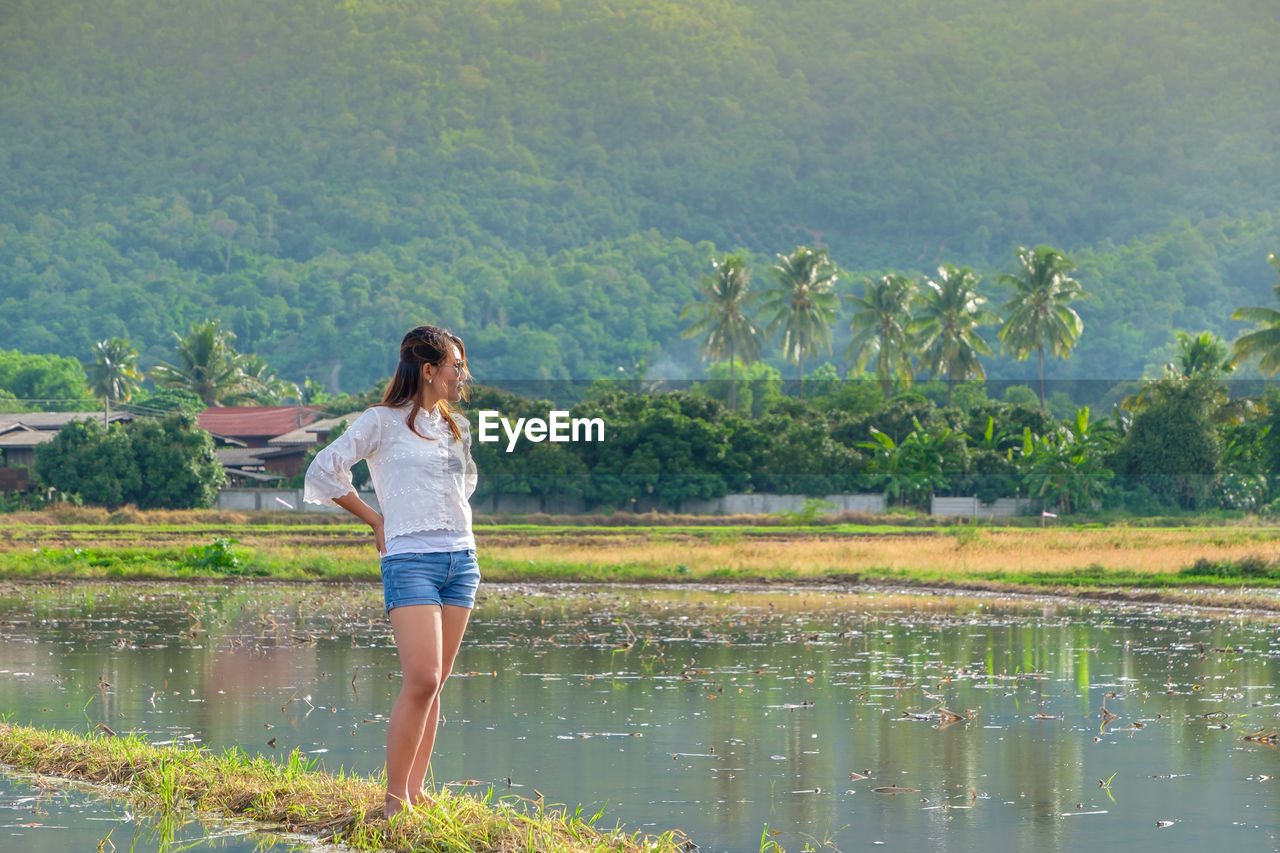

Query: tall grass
left=0, top=723, right=693, bottom=853
left=2, top=521, right=1280, bottom=598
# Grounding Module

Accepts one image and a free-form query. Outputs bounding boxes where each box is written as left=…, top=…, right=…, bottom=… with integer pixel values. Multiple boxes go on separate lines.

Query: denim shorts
left=379, top=549, right=481, bottom=612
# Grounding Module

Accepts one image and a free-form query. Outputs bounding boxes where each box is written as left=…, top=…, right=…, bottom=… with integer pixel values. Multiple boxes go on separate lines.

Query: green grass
left=0, top=723, right=695, bottom=853
left=5, top=518, right=1280, bottom=609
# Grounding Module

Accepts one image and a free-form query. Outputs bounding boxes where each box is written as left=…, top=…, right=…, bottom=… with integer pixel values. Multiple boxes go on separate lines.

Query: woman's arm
left=333, top=491, right=386, bottom=555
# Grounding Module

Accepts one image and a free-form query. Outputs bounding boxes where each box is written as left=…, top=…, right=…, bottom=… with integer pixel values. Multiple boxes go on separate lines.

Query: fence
left=216, top=489, right=889, bottom=516
left=929, top=496, right=1035, bottom=518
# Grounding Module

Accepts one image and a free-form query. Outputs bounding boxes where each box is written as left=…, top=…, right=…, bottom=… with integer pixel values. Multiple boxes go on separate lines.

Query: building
left=0, top=411, right=135, bottom=492
left=198, top=406, right=359, bottom=482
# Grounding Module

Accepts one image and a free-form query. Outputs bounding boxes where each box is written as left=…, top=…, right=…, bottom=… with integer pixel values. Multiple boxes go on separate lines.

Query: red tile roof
left=197, top=406, right=326, bottom=441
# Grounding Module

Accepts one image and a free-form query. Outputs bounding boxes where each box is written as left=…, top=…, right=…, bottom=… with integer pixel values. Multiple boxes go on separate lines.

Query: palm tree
left=917, top=264, right=998, bottom=406
left=845, top=273, right=917, bottom=397
left=1168, top=330, right=1232, bottom=380
left=87, top=337, right=143, bottom=426
left=997, top=245, right=1086, bottom=409
left=1230, top=253, right=1280, bottom=375
left=758, top=246, right=839, bottom=398
left=681, top=255, right=764, bottom=410
left=150, top=319, right=250, bottom=407
left=235, top=354, right=299, bottom=405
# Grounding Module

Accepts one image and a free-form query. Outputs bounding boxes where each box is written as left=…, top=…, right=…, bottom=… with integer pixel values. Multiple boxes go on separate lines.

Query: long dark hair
left=377, top=325, right=468, bottom=440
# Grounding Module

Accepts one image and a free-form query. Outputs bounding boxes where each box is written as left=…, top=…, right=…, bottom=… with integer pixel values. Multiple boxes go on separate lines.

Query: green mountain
left=1, top=0, right=1277, bottom=390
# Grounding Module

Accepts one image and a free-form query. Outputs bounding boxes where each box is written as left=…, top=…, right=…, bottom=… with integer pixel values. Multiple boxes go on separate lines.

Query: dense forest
left=1, top=0, right=1278, bottom=393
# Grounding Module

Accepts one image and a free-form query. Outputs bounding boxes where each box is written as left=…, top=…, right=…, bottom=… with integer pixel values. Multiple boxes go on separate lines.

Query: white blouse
left=303, top=404, right=477, bottom=539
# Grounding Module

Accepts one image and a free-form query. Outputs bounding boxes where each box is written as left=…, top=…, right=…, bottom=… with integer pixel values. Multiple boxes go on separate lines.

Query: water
left=1, top=582, right=1278, bottom=852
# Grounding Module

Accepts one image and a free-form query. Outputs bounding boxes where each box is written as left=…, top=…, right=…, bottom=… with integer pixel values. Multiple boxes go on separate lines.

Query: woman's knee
left=400, top=667, right=444, bottom=701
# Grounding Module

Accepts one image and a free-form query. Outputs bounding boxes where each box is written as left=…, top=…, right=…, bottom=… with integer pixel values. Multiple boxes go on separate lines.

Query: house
left=214, top=447, right=288, bottom=486
left=198, top=406, right=358, bottom=482
left=0, top=411, right=135, bottom=492
left=196, top=406, right=327, bottom=448
left=259, top=413, right=363, bottom=478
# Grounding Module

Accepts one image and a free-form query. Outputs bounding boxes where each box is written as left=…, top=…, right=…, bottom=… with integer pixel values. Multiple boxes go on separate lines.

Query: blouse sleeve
left=303, top=408, right=381, bottom=505
left=455, top=413, right=478, bottom=500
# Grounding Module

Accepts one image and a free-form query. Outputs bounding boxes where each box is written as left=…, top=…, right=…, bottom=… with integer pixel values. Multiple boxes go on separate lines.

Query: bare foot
left=384, top=792, right=411, bottom=820
left=408, top=788, right=437, bottom=809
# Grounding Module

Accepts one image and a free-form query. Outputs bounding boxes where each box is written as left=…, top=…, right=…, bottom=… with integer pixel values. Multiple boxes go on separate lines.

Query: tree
left=916, top=265, right=997, bottom=406
left=845, top=273, right=917, bottom=397
left=571, top=391, right=735, bottom=510
left=1110, top=378, right=1220, bottom=509
left=32, top=419, right=139, bottom=507
left=1126, top=330, right=1245, bottom=425
left=997, top=246, right=1086, bottom=410
left=1230, top=253, right=1280, bottom=375
left=859, top=418, right=963, bottom=507
left=0, top=349, right=94, bottom=411
left=697, top=359, right=783, bottom=418
left=681, top=255, right=763, bottom=410
left=87, top=337, right=143, bottom=425
left=150, top=320, right=251, bottom=407
left=128, top=387, right=206, bottom=415
left=235, top=354, right=298, bottom=405
left=1016, top=408, right=1116, bottom=514
left=1167, top=330, right=1233, bottom=380
left=759, top=247, right=839, bottom=398
left=33, top=413, right=224, bottom=509
left=127, top=413, right=226, bottom=509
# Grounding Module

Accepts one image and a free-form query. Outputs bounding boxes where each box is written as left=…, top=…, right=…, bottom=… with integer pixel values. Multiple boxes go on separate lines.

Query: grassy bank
left=2, top=510, right=1280, bottom=605
left=0, top=723, right=689, bottom=853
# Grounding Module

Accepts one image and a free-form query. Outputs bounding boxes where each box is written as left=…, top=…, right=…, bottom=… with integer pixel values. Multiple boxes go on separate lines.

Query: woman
left=304, top=324, right=479, bottom=818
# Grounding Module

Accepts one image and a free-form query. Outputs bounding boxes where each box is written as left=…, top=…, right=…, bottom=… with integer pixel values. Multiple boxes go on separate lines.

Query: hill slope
left=1, top=0, right=1277, bottom=388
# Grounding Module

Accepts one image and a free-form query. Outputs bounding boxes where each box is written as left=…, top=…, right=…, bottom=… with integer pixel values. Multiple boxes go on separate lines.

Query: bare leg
left=383, top=604, right=471, bottom=817
left=406, top=604, right=471, bottom=804
left=384, top=604, right=443, bottom=817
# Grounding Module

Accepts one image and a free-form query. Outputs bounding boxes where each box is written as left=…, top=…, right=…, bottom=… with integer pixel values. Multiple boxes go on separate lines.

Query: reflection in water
left=0, top=772, right=311, bottom=853
left=0, top=583, right=1278, bottom=853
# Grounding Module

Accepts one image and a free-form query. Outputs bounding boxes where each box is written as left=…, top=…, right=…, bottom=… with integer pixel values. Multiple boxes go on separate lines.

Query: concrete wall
left=930, top=496, right=1034, bottom=518
left=217, top=488, right=381, bottom=513
left=216, top=488, right=884, bottom=516
left=680, top=493, right=886, bottom=515
left=219, top=488, right=1033, bottom=519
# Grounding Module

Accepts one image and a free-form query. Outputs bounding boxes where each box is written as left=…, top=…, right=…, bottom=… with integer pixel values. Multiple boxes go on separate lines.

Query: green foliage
left=183, top=537, right=246, bottom=574
left=127, top=387, right=206, bottom=416
left=0, top=0, right=1276, bottom=392
left=741, top=406, right=864, bottom=495
left=845, top=273, right=918, bottom=396
left=31, top=419, right=139, bottom=506
left=776, top=498, right=839, bottom=524
left=465, top=386, right=590, bottom=501
left=0, top=349, right=93, bottom=411
left=150, top=320, right=253, bottom=406
left=997, top=246, right=1086, bottom=407
left=759, top=247, right=840, bottom=393
left=1016, top=408, right=1116, bottom=513
left=859, top=418, right=964, bottom=507
left=33, top=413, right=224, bottom=509
left=1179, top=556, right=1277, bottom=580
left=1002, top=385, right=1040, bottom=408
left=87, top=338, right=143, bottom=405
left=1230, top=253, right=1280, bottom=376
left=916, top=265, right=997, bottom=405
left=127, top=413, right=226, bottom=509
left=695, top=360, right=784, bottom=417
left=681, top=255, right=764, bottom=410
left=572, top=391, right=736, bottom=508
left=1111, top=378, right=1221, bottom=509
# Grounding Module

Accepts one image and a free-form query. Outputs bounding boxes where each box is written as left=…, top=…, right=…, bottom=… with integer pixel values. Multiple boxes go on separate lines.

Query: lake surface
left=1, top=582, right=1278, bottom=852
